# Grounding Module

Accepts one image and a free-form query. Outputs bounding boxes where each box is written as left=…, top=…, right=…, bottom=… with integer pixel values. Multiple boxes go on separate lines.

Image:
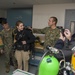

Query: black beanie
left=0, top=18, right=7, bottom=25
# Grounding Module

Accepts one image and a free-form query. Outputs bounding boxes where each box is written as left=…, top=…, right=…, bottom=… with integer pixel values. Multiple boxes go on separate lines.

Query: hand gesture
left=22, top=41, right=26, bottom=44
left=27, top=26, right=33, bottom=31
left=0, top=49, right=4, bottom=54
left=64, top=29, right=71, bottom=41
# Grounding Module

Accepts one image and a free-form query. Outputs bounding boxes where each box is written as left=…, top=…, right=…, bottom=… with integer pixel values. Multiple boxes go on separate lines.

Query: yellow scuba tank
left=71, top=53, right=75, bottom=70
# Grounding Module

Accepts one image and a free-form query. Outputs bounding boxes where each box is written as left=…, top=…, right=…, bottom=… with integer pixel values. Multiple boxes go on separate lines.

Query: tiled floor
left=0, top=54, right=37, bottom=75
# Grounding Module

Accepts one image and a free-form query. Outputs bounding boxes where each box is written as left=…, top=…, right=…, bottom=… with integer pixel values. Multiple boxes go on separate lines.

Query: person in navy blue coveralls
left=54, top=29, right=75, bottom=62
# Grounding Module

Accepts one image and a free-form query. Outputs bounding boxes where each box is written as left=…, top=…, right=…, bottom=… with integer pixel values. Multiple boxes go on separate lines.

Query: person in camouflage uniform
left=33, top=16, right=60, bottom=49
left=0, top=18, right=17, bottom=73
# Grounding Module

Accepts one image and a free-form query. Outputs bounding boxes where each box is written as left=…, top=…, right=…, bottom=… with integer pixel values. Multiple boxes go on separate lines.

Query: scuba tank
left=37, top=46, right=60, bottom=75
left=71, top=53, right=75, bottom=71
left=38, top=55, right=59, bottom=75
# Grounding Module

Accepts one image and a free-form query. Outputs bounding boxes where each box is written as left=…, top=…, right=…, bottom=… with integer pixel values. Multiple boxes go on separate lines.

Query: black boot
left=5, top=62, right=10, bottom=73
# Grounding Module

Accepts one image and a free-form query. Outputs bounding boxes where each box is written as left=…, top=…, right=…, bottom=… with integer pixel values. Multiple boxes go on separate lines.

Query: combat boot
left=6, top=67, right=10, bottom=73
left=5, top=62, right=10, bottom=73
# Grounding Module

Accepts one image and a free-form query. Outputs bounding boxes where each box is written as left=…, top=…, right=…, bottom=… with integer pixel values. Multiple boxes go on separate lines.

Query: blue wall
left=7, top=8, right=33, bottom=28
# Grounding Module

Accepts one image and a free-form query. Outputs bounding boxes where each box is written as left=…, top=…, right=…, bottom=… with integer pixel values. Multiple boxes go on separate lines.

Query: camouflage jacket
left=0, top=28, right=14, bottom=50
left=33, top=27, right=60, bottom=48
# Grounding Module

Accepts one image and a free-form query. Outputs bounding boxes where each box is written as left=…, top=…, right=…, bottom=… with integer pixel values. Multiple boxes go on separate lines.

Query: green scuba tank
left=38, top=55, right=59, bottom=75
